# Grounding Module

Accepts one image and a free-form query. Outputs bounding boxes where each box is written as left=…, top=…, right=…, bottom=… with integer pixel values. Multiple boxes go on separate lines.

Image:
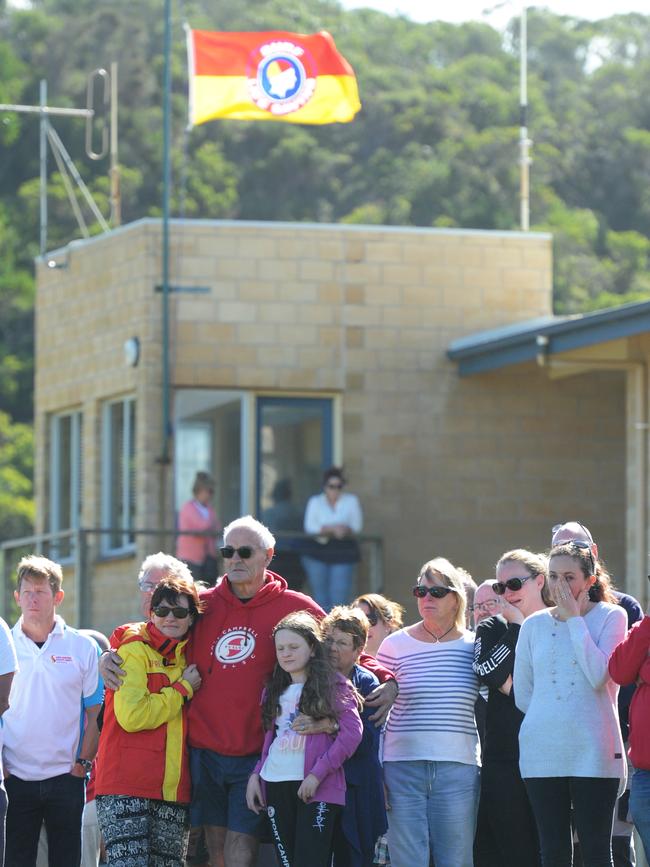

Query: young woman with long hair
left=473, top=549, right=550, bottom=866
left=513, top=542, right=627, bottom=866
left=245, top=612, right=362, bottom=867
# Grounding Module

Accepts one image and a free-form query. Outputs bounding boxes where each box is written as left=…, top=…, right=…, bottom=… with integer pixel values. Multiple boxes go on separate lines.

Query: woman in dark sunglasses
left=352, top=593, right=404, bottom=657
left=513, top=543, right=627, bottom=867
left=473, top=549, right=551, bottom=867
left=94, top=574, right=204, bottom=866
left=377, top=558, right=480, bottom=867
left=302, top=467, right=363, bottom=611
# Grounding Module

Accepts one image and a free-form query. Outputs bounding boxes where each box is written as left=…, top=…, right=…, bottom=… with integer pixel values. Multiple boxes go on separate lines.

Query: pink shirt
left=175, top=500, right=220, bottom=563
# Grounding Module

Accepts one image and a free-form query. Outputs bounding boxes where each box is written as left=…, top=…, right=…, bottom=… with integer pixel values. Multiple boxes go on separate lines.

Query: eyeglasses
left=492, top=576, right=533, bottom=595
left=326, top=636, right=356, bottom=650
left=138, top=581, right=158, bottom=593
left=220, top=545, right=257, bottom=559
left=364, top=607, right=379, bottom=626
left=412, top=585, right=455, bottom=599
left=326, top=482, right=343, bottom=490
left=152, top=605, right=190, bottom=619
left=474, top=600, right=500, bottom=614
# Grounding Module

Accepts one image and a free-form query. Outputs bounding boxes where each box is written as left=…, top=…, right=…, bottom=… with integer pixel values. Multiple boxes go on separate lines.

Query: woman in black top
left=472, top=549, right=551, bottom=867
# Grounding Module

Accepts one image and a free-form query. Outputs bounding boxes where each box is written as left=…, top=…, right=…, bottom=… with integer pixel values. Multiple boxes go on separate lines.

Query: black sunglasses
left=492, top=576, right=533, bottom=595
left=152, top=605, right=190, bottom=619
left=364, top=607, right=379, bottom=626
left=554, top=539, right=595, bottom=571
left=412, top=585, right=455, bottom=599
left=220, top=545, right=257, bottom=559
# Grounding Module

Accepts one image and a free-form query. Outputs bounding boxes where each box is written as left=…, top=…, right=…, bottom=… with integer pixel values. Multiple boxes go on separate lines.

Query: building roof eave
left=447, top=299, right=650, bottom=376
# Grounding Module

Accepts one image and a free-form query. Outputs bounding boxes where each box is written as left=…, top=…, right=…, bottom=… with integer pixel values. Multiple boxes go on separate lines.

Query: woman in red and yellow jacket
left=95, top=574, right=202, bottom=867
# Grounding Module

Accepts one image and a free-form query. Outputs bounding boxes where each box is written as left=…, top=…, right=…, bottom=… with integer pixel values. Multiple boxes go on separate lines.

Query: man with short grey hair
left=136, top=552, right=194, bottom=618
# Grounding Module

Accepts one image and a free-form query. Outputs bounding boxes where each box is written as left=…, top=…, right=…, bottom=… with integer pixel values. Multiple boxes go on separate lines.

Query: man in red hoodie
left=102, top=515, right=396, bottom=867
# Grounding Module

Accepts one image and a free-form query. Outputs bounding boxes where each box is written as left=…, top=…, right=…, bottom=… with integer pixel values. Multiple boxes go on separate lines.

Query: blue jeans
left=301, top=558, right=355, bottom=611
left=383, top=760, right=480, bottom=867
left=630, top=768, right=650, bottom=862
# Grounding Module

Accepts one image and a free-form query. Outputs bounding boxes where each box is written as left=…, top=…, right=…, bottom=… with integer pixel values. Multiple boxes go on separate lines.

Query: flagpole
left=161, top=0, right=171, bottom=465
left=519, top=3, right=530, bottom=231
left=158, top=0, right=172, bottom=538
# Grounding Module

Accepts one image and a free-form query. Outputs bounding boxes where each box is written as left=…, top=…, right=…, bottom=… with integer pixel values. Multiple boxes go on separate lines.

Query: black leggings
left=525, top=776, right=619, bottom=867
left=476, top=760, right=540, bottom=866
left=264, top=780, right=341, bottom=867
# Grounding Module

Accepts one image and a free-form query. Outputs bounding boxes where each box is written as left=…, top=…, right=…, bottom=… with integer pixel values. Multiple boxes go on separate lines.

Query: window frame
left=48, top=409, right=83, bottom=560
left=101, top=395, right=136, bottom=556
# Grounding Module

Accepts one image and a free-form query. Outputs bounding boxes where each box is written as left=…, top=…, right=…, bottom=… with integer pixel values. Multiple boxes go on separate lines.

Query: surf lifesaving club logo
left=214, top=627, right=257, bottom=667
left=246, top=40, right=317, bottom=117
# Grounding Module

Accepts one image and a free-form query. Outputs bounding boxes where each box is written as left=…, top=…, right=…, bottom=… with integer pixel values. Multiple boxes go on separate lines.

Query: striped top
left=377, top=629, right=480, bottom=766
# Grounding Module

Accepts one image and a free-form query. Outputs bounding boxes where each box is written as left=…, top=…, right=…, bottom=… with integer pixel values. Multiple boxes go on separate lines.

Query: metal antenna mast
left=0, top=65, right=120, bottom=255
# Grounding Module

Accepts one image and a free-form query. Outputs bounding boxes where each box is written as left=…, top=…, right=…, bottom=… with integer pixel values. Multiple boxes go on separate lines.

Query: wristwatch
left=331, top=720, right=340, bottom=734
left=76, top=758, right=93, bottom=774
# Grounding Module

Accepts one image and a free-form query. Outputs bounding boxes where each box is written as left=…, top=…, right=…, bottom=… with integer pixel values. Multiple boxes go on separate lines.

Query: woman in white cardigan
left=513, top=542, right=627, bottom=867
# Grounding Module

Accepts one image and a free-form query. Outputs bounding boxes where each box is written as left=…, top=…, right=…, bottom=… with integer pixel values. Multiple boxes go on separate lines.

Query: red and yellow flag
left=187, top=29, right=361, bottom=126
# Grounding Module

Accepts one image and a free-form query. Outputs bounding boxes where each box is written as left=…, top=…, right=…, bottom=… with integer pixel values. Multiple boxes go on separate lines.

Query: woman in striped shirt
left=377, top=557, right=480, bottom=867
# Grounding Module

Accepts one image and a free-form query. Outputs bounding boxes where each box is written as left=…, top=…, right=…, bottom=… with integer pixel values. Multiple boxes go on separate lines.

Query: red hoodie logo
left=215, top=629, right=257, bottom=665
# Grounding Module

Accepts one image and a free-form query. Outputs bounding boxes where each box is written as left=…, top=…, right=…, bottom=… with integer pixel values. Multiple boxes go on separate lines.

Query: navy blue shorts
left=190, top=748, right=264, bottom=836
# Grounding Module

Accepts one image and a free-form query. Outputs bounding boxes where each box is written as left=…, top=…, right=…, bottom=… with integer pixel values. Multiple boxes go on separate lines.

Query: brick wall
left=34, top=219, right=627, bottom=633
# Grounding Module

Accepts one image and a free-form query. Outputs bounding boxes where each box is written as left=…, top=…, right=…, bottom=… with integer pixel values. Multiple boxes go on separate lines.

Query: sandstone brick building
left=29, top=218, right=647, bottom=633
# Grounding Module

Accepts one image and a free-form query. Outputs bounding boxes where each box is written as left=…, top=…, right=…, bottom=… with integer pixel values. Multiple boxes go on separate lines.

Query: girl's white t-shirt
left=260, top=682, right=306, bottom=782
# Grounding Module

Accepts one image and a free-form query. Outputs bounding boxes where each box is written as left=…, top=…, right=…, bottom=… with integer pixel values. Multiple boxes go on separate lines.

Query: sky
left=338, top=0, right=648, bottom=27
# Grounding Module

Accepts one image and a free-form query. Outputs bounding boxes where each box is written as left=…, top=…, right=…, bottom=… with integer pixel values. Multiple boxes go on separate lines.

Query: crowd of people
left=0, top=514, right=649, bottom=867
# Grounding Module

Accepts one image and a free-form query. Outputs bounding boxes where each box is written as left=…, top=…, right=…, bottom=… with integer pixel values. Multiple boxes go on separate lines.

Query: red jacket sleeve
left=359, top=651, right=394, bottom=683
left=609, top=615, right=650, bottom=686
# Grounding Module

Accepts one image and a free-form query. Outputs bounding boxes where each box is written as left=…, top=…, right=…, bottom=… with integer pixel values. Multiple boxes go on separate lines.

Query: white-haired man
left=103, top=517, right=396, bottom=867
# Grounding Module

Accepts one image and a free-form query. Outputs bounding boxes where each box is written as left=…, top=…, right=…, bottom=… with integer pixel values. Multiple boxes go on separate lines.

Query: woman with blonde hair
left=352, top=593, right=404, bottom=657
left=473, top=549, right=550, bottom=866
left=377, top=557, right=479, bottom=867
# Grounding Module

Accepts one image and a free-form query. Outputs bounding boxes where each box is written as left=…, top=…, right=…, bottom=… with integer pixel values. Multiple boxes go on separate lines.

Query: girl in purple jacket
left=246, top=611, right=363, bottom=867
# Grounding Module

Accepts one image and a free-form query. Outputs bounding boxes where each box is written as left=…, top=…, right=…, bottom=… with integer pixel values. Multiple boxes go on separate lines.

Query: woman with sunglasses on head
left=513, top=542, right=627, bottom=867
left=95, top=573, right=203, bottom=867
left=473, top=550, right=550, bottom=867
left=352, top=593, right=405, bottom=657
left=302, top=467, right=363, bottom=611
left=377, top=558, right=480, bottom=867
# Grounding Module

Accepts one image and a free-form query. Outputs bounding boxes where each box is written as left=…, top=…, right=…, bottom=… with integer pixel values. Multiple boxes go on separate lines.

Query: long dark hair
left=549, top=543, right=617, bottom=604
left=262, top=612, right=337, bottom=731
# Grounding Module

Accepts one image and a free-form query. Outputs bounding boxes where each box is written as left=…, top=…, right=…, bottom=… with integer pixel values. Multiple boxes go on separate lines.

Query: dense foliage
left=1, top=0, right=650, bottom=538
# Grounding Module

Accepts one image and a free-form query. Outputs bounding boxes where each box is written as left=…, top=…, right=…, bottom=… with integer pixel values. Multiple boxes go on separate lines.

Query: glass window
left=49, top=410, right=82, bottom=559
left=256, top=397, right=333, bottom=528
left=101, top=396, right=136, bottom=554
left=174, top=390, right=243, bottom=526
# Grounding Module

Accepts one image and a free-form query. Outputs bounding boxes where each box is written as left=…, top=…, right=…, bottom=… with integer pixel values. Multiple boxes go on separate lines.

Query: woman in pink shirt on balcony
left=176, top=471, right=222, bottom=585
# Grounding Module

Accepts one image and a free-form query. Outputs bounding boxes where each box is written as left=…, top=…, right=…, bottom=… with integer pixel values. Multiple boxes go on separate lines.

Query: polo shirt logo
left=50, top=655, right=73, bottom=663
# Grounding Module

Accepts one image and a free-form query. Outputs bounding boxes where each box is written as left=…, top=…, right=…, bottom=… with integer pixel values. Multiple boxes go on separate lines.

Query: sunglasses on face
left=220, top=545, right=257, bottom=559
left=326, top=482, right=343, bottom=490
left=152, top=605, right=190, bottom=619
left=412, top=585, right=455, bottom=599
left=364, top=607, right=379, bottom=626
left=492, top=575, right=533, bottom=595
